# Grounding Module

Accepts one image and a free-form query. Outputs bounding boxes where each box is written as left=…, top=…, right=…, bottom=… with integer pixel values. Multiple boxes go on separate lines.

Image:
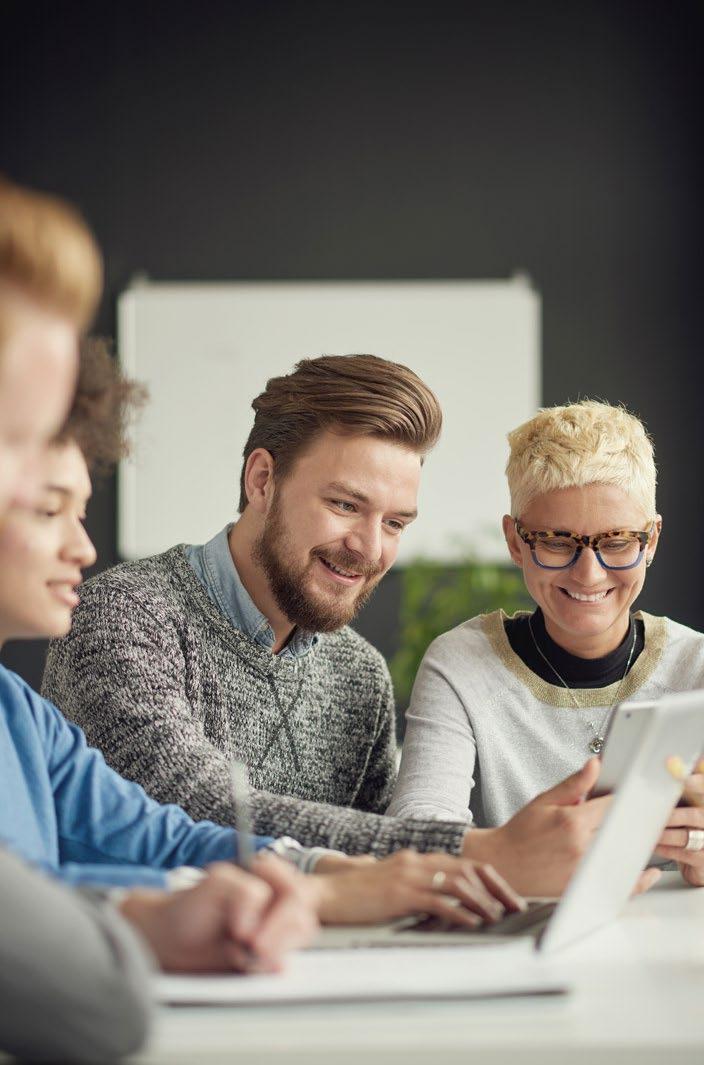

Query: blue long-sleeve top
left=0, top=665, right=272, bottom=888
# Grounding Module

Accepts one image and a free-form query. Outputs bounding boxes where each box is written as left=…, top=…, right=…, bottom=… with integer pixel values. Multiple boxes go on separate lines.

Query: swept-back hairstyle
left=0, top=177, right=102, bottom=340
left=506, top=400, right=657, bottom=519
left=238, top=353, right=442, bottom=511
left=55, top=337, right=147, bottom=475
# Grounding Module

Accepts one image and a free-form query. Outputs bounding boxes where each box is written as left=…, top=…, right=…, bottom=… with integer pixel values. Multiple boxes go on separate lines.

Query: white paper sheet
left=155, top=942, right=567, bottom=1005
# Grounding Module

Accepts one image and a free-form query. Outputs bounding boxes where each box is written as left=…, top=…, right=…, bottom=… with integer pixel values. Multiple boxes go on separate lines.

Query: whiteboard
left=117, top=279, right=540, bottom=562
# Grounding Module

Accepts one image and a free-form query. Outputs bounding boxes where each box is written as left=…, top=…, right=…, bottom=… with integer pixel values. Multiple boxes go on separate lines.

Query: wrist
left=461, top=826, right=500, bottom=865
left=118, top=890, right=166, bottom=946
left=313, top=854, right=376, bottom=874
left=300, top=874, right=339, bottom=924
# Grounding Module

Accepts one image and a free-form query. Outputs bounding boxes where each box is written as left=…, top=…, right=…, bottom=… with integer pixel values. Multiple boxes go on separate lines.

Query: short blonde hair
left=506, top=400, right=657, bottom=519
left=0, top=176, right=102, bottom=337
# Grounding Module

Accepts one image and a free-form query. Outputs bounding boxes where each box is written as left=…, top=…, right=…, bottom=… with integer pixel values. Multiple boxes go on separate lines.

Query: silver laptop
left=314, top=689, right=704, bottom=955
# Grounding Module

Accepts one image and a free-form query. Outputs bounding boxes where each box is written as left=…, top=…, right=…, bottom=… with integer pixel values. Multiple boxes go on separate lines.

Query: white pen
left=230, top=758, right=254, bottom=870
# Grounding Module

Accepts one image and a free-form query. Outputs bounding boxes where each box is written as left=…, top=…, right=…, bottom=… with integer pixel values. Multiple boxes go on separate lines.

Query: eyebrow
left=44, top=483, right=92, bottom=502
left=325, top=481, right=418, bottom=520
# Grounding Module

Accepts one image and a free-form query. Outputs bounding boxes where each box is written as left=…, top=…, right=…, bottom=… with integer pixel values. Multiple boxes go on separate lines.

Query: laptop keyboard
left=401, top=900, right=558, bottom=938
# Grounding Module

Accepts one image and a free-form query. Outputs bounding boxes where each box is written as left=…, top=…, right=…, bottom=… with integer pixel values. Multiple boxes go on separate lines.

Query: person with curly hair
left=0, top=335, right=146, bottom=640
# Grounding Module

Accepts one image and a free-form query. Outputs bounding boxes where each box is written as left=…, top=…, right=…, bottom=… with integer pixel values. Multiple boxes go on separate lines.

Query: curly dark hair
left=55, top=336, right=147, bottom=475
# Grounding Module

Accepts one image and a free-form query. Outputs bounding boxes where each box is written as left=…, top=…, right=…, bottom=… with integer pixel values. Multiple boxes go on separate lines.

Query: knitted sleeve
left=247, top=787, right=467, bottom=857
left=43, top=582, right=467, bottom=858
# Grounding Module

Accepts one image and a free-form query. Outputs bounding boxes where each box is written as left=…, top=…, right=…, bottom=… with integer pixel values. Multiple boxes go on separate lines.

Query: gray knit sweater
left=42, top=546, right=465, bottom=856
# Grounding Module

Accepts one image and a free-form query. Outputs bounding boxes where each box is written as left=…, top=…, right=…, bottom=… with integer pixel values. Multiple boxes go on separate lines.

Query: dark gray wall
left=2, top=0, right=702, bottom=689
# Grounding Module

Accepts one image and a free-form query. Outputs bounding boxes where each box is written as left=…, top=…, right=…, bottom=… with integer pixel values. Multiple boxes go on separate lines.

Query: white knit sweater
left=388, top=610, right=704, bottom=828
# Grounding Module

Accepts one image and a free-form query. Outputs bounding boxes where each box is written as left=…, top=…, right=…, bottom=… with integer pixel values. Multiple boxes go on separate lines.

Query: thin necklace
left=527, top=616, right=637, bottom=754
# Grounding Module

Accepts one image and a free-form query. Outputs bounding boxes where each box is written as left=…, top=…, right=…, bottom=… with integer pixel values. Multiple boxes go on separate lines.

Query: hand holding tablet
left=591, top=694, right=704, bottom=889
left=660, top=754, right=704, bottom=885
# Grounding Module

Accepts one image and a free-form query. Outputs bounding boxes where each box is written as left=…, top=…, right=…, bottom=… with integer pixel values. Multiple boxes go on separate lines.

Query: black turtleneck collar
left=504, top=608, right=645, bottom=689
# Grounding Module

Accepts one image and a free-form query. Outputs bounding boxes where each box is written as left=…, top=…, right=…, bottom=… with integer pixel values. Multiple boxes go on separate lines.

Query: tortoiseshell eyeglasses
left=515, top=520, right=654, bottom=571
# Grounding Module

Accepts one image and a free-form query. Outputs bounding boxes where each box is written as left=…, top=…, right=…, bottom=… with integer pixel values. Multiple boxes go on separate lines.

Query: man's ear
left=243, top=449, right=276, bottom=515
left=502, top=514, right=524, bottom=568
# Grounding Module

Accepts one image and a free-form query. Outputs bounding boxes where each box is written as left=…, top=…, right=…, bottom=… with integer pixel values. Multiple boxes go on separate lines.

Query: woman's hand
left=306, top=849, right=526, bottom=927
left=657, top=758, right=704, bottom=887
left=462, top=759, right=612, bottom=897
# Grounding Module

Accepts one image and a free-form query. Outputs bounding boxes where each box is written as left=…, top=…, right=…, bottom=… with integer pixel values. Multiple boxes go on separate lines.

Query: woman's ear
left=502, top=514, right=524, bottom=568
left=646, top=515, right=663, bottom=566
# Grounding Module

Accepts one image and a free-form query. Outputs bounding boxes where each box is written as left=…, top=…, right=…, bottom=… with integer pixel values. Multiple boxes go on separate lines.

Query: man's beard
left=252, top=499, right=383, bottom=633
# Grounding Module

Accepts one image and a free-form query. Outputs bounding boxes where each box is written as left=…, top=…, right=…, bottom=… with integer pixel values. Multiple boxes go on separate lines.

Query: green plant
left=390, top=554, right=532, bottom=711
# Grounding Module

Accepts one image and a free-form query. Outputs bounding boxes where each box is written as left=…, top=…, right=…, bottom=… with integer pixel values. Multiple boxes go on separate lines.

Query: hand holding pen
left=226, top=757, right=319, bottom=966
left=119, top=759, right=315, bottom=973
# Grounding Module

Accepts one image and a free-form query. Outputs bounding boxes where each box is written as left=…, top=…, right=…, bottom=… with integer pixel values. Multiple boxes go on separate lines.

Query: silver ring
left=685, top=829, right=704, bottom=852
left=431, top=870, right=447, bottom=891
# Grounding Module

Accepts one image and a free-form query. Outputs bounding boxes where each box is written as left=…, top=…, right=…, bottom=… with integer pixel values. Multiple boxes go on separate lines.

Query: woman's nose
left=64, top=522, right=97, bottom=570
left=570, top=544, right=605, bottom=584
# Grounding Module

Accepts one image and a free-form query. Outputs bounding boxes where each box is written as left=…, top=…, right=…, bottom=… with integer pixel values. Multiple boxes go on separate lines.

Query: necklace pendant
left=589, top=736, right=604, bottom=754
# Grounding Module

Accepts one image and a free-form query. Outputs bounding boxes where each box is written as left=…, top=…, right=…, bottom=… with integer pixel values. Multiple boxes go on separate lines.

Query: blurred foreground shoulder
left=0, top=848, right=154, bottom=1062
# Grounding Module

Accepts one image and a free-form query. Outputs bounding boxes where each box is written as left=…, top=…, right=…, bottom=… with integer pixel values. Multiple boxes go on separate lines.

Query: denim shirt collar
left=185, top=525, right=318, bottom=660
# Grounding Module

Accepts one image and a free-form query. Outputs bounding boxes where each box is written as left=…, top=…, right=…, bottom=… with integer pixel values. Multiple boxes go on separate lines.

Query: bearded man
left=43, top=353, right=471, bottom=856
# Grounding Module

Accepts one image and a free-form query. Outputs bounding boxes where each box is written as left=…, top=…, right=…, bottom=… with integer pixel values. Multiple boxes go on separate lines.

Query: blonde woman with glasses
left=389, top=400, right=704, bottom=889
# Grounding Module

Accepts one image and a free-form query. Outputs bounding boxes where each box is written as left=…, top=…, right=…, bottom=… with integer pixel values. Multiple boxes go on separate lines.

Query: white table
left=133, top=874, right=704, bottom=1065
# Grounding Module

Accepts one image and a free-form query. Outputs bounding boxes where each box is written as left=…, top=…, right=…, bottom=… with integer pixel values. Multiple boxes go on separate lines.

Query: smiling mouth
left=560, top=587, right=613, bottom=603
left=318, top=557, right=363, bottom=583
left=47, top=582, right=81, bottom=607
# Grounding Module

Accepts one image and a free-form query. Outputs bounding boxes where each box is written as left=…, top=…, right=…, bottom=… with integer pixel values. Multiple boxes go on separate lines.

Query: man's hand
left=461, top=758, right=611, bottom=897
left=657, top=758, right=704, bottom=887
left=120, top=855, right=318, bottom=973
left=307, top=849, right=526, bottom=926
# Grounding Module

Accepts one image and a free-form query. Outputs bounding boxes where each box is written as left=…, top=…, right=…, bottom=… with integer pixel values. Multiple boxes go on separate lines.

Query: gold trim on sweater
left=480, top=609, right=668, bottom=708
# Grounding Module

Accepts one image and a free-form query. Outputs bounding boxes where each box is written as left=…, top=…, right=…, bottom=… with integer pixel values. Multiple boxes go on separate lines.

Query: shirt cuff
left=165, top=866, right=206, bottom=891
left=263, top=836, right=346, bottom=874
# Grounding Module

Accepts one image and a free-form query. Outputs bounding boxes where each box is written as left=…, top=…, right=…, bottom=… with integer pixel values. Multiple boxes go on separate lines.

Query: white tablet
left=592, top=700, right=659, bottom=797
left=541, top=688, right=704, bottom=952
